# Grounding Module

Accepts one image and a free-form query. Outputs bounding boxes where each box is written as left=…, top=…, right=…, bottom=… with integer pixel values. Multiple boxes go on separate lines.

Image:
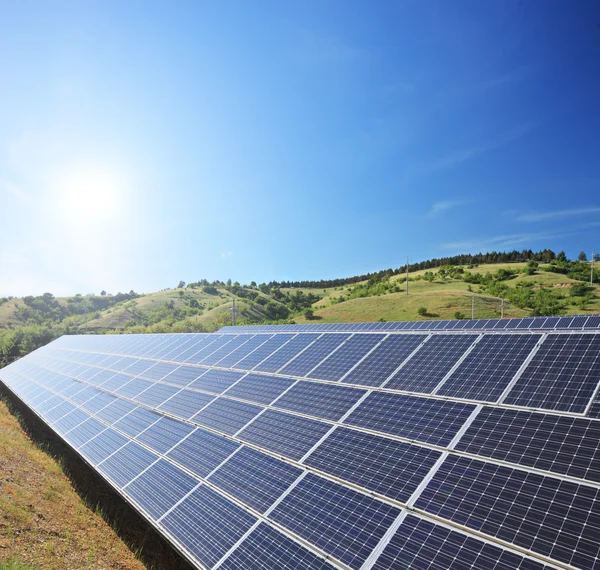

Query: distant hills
left=1, top=249, right=598, bottom=366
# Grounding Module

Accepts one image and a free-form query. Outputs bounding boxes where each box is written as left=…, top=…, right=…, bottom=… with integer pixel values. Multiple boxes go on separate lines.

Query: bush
left=417, top=307, right=428, bottom=316
left=304, top=309, right=315, bottom=320
left=453, top=311, right=466, bottom=320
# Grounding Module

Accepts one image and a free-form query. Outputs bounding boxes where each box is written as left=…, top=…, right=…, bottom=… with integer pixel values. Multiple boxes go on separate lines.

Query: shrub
left=417, top=307, right=428, bottom=316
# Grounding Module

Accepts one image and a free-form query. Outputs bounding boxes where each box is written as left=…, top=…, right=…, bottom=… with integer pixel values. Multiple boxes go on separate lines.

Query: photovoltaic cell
left=342, top=334, right=427, bottom=387
left=308, top=334, right=381, bottom=381
left=160, top=485, right=257, bottom=569
left=186, top=369, right=244, bottom=394
left=224, top=373, right=296, bottom=405
left=166, top=428, right=240, bottom=478
left=158, top=389, right=215, bottom=420
left=373, top=515, right=550, bottom=570
left=237, top=409, right=332, bottom=460
left=279, top=334, right=350, bottom=377
left=136, top=416, right=195, bottom=454
left=78, top=428, right=129, bottom=465
left=191, top=398, right=263, bottom=435
left=305, top=427, right=441, bottom=502
left=98, top=442, right=159, bottom=487
left=214, top=335, right=272, bottom=368
left=438, top=334, right=540, bottom=402
left=161, top=365, right=207, bottom=387
left=232, top=334, right=294, bottom=370
left=415, top=455, right=600, bottom=570
left=123, top=459, right=198, bottom=520
left=344, top=392, right=475, bottom=446
left=200, top=335, right=256, bottom=366
left=504, top=334, right=600, bottom=412
left=274, top=381, right=366, bottom=422
left=270, top=473, right=400, bottom=569
left=384, top=334, right=477, bottom=393
left=208, top=447, right=302, bottom=513
left=253, top=334, right=319, bottom=373
left=456, top=406, right=600, bottom=483
left=219, top=523, right=337, bottom=570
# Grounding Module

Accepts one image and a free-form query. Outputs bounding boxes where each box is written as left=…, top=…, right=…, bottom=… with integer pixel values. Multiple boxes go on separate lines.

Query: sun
left=55, top=166, right=125, bottom=227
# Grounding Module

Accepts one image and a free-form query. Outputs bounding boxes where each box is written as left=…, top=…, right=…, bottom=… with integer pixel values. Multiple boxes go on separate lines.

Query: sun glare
left=55, top=167, right=126, bottom=227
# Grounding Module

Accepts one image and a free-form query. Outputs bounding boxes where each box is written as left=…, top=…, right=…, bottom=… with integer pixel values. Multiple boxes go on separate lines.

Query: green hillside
left=1, top=254, right=599, bottom=367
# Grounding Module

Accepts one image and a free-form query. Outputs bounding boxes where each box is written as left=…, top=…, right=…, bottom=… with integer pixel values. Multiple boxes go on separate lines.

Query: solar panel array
left=2, top=318, right=600, bottom=570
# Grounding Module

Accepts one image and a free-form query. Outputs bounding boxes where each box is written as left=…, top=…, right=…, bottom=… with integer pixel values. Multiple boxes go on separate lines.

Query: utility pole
left=84, top=297, right=88, bottom=333
left=406, top=256, right=409, bottom=296
left=471, top=293, right=475, bottom=320
left=501, top=297, right=504, bottom=319
left=592, top=251, right=595, bottom=287
left=231, top=298, right=237, bottom=326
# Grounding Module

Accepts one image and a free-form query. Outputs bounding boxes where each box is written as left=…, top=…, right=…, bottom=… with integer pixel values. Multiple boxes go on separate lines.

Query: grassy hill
left=1, top=258, right=599, bottom=367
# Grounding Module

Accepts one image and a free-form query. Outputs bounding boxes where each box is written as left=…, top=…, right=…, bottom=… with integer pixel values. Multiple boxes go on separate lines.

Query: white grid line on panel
left=250, top=333, right=298, bottom=371
left=274, top=333, right=325, bottom=374
left=337, top=335, right=390, bottom=383
left=430, top=334, right=484, bottom=394
left=497, top=333, right=549, bottom=404
left=228, top=334, right=275, bottom=369
left=378, top=334, right=433, bottom=389
left=304, top=334, right=356, bottom=378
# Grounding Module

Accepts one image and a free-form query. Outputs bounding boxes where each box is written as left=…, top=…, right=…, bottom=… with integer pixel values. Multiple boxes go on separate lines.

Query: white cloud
left=0, top=177, right=34, bottom=204
left=426, top=200, right=463, bottom=218
left=220, top=251, right=233, bottom=258
left=515, top=207, right=600, bottom=222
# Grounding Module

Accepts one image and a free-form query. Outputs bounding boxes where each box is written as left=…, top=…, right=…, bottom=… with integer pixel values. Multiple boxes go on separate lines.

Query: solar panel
left=503, top=334, right=600, bottom=412
left=384, top=334, right=476, bottom=393
left=4, top=322, right=600, bottom=570
left=437, top=333, right=541, bottom=401
left=341, top=334, right=427, bottom=387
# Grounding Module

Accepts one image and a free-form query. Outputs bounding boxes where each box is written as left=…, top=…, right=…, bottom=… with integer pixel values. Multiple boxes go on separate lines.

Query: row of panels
left=1, top=353, right=573, bottom=570
left=28, top=348, right=600, bottom=487
left=220, top=314, right=600, bottom=333
left=52, top=330, right=600, bottom=414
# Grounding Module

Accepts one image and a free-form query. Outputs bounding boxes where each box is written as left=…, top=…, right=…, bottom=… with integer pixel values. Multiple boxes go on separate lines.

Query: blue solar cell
left=274, top=381, right=366, bottom=421
left=344, top=392, right=475, bottom=446
left=237, top=409, right=332, bottom=460
left=136, top=416, right=195, bottom=454
left=53, top=408, right=91, bottom=435
left=457, top=407, right=600, bottom=483
left=98, top=442, right=159, bottom=487
left=504, top=334, right=600, bottom=412
left=158, top=389, right=215, bottom=420
left=208, top=447, right=302, bottom=513
left=342, top=334, right=427, bottom=387
left=279, top=334, right=350, bottom=377
left=224, top=373, right=295, bottom=405
left=384, top=335, right=476, bottom=393
left=186, top=369, right=245, bottom=393
left=79, top=429, right=129, bottom=465
left=140, top=362, right=180, bottom=381
left=81, top=391, right=117, bottom=414
left=113, top=407, right=162, bottom=437
left=123, top=459, right=198, bottom=520
left=133, top=383, right=181, bottom=409
left=373, top=515, right=550, bottom=570
left=159, top=485, right=257, bottom=569
left=253, top=334, right=320, bottom=373
left=161, top=365, right=206, bottom=387
left=438, top=334, right=540, bottom=402
left=214, top=335, right=272, bottom=368
left=114, top=377, right=154, bottom=399
left=306, top=427, right=441, bottom=502
left=270, top=473, right=400, bottom=568
left=94, top=398, right=138, bottom=425
left=201, top=335, right=255, bottom=366
left=219, top=523, right=337, bottom=570
left=121, top=359, right=156, bottom=377
left=62, top=417, right=105, bottom=448
left=184, top=335, right=230, bottom=364
left=307, top=334, right=381, bottom=381
left=415, top=455, right=600, bottom=569
left=233, top=334, right=295, bottom=370
left=166, top=428, right=240, bottom=478
left=191, top=398, right=263, bottom=435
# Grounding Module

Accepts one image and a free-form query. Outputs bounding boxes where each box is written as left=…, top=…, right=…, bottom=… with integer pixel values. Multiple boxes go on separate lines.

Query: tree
left=226, top=279, right=232, bottom=287
left=100, top=290, right=107, bottom=296
left=454, top=311, right=466, bottom=320
left=578, top=251, right=588, bottom=261
left=250, top=281, right=257, bottom=288
left=178, top=290, right=184, bottom=298
left=417, top=307, right=428, bottom=316
left=304, top=309, right=314, bottom=320
left=594, top=253, right=600, bottom=262
left=178, top=281, right=186, bottom=289
left=557, top=251, right=567, bottom=262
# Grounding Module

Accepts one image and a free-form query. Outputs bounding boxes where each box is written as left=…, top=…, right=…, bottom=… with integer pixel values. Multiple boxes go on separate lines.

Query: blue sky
left=1, top=1, right=599, bottom=296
